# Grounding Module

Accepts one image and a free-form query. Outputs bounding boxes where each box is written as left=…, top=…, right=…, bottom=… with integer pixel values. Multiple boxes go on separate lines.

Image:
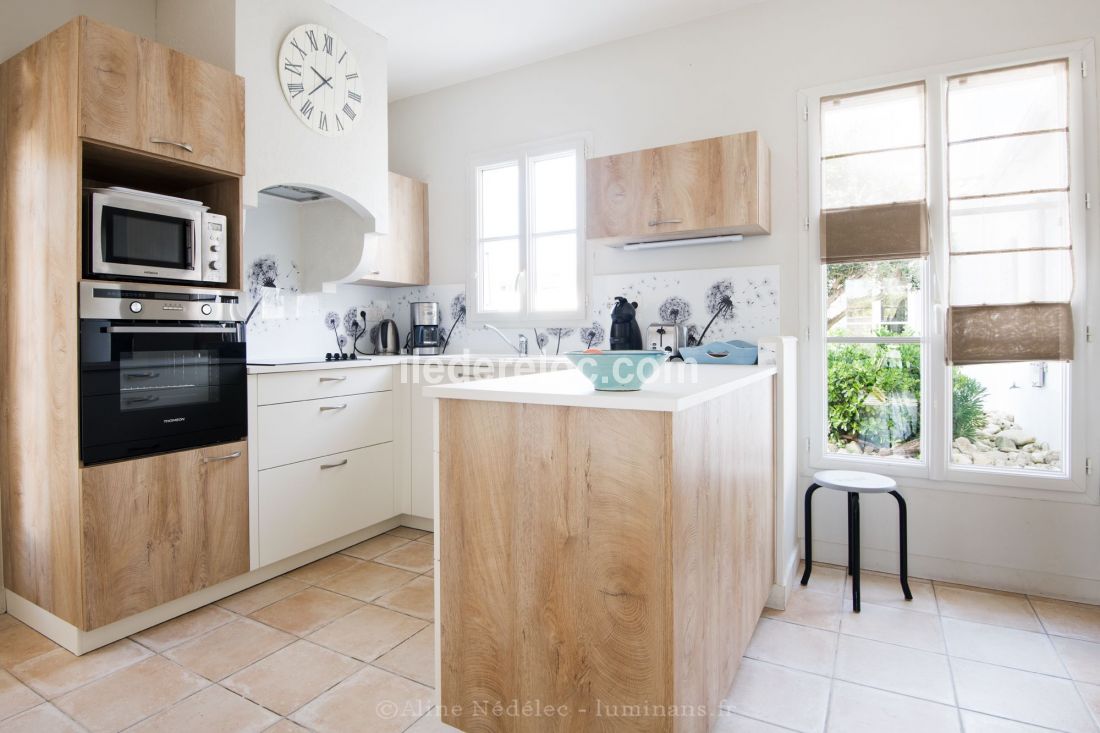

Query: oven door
left=89, top=192, right=202, bottom=282
left=80, top=320, right=246, bottom=465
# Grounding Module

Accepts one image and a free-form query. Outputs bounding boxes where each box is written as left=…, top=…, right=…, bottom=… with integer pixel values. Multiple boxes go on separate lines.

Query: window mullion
left=518, top=153, right=531, bottom=316
left=926, top=72, right=949, bottom=481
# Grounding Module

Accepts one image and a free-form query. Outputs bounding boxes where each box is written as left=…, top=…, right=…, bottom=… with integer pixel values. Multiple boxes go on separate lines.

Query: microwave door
left=90, top=192, right=202, bottom=282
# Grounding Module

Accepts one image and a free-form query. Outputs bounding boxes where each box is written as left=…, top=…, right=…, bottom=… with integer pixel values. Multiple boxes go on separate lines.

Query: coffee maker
left=409, top=302, right=441, bottom=355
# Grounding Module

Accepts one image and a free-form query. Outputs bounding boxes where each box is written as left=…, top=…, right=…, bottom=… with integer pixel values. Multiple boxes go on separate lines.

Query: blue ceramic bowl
left=565, top=350, right=669, bottom=391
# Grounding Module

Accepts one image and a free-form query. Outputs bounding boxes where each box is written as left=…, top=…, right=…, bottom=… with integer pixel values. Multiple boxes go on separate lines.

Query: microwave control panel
left=202, top=213, right=228, bottom=284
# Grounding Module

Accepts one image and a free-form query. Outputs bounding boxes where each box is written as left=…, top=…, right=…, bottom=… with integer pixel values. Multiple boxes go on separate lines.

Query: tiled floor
left=0, top=527, right=444, bottom=733
left=4, top=540, right=1100, bottom=733
left=722, top=563, right=1100, bottom=732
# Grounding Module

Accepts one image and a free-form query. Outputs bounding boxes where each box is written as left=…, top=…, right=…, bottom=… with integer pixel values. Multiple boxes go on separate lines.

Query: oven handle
left=203, top=450, right=242, bottom=464
left=104, top=326, right=238, bottom=334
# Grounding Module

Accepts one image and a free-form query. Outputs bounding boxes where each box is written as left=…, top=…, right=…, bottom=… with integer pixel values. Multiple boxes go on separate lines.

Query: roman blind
left=946, top=60, right=1074, bottom=364
left=820, top=82, right=928, bottom=263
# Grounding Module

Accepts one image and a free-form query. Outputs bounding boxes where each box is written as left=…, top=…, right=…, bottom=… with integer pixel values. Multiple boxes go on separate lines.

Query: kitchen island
left=426, top=363, right=777, bottom=733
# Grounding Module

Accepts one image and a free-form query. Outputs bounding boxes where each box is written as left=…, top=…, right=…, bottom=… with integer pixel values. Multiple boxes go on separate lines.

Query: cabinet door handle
left=319, top=403, right=348, bottom=412
left=149, top=137, right=194, bottom=153
left=203, top=450, right=242, bottom=463
left=319, top=376, right=347, bottom=382
left=320, top=459, right=349, bottom=470
left=367, top=270, right=381, bottom=275
left=647, top=218, right=683, bottom=226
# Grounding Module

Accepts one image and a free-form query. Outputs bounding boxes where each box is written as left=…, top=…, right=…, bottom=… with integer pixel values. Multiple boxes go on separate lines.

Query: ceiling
left=328, top=0, right=767, bottom=100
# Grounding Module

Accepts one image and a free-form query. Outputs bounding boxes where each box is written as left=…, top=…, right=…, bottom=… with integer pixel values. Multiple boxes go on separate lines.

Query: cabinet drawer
left=257, top=367, right=393, bottom=405
left=258, top=391, right=392, bottom=469
left=258, top=443, right=394, bottom=566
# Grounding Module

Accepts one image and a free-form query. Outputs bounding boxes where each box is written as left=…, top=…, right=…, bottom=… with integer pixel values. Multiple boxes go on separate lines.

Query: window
left=803, top=43, right=1092, bottom=493
left=469, top=139, right=587, bottom=323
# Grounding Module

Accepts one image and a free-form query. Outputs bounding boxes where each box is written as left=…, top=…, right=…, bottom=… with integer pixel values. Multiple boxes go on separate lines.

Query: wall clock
left=277, top=23, right=362, bottom=136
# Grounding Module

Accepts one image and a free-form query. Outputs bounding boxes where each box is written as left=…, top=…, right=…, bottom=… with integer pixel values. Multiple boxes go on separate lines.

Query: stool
left=801, top=470, right=912, bottom=612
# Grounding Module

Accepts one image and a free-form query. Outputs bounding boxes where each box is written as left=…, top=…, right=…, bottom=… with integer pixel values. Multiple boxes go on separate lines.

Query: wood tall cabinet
left=360, top=172, right=429, bottom=287
left=0, top=18, right=247, bottom=631
left=586, top=131, right=771, bottom=245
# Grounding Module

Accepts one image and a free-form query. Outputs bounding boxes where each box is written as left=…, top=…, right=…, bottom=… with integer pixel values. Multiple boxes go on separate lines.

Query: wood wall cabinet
left=80, top=18, right=245, bottom=175
left=80, top=442, right=249, bottom=629
left=360, top=172, right=429, bottom=287
left=586, top=131, right=771, bottom=245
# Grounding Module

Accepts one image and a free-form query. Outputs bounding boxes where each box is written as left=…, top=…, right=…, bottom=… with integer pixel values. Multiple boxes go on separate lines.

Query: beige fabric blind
left=945, top=60, right=1074, bottom=364
left=820, top=82, right=928, bottom=265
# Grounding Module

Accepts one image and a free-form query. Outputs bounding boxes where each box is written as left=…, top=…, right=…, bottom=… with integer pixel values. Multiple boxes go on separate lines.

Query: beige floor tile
left=11, top=639, right=151, bottom=699
left=834, top=635, right=954, bottom=705
left=935, top=584, right=1042, bottom=632
left=290, top=665, right=432, bottom=733
left=130, top=606, right=236, bottom=653
left=796, top=562, right=847, bottom=596
left=374, top=576, right=434, bottom=621
left=307, top=604, right=428, bottom=662
left=721, top=658, right=830, bottom=733
left=1077, top=682, right=1100, bottom=729
left=0, top=621, right=59, bottom=670
left=827, top=680, right=960, bottom=733
left=840, top=601, right=945, bottom=653
left=375, top=542, right=435, bottom=574
left=129, top=685, right=279, bottom=733
left=762, top=586, right=843, bottom=632
left=54, top=656, right=207, bottom=733
left=942, top=617, right=1065, bottom=677
left=341, top=534, right=411, bottom=561
left=952, top=657, right=1095, bottom=732
left=249, top=587, right=363, bottom=637
left=1054, top=636, right=1100, bottom=685
left=264, top=720, right=309, bottom=733
left=387, top=527, right=430, bottom=540
left=743, top=618, right=837, bottom=676
left=1031, top=597, right=1100, bottom=643
left=164, top=618, right=294, bottom=681
left=712, top=713, right=792, bottom=732
left=0, top=670, right=42, bottom=722
left=286, top=554, right=365, bottom=585
left=960, top=710, right=1061, bottom=732
left=847, top=572, right=938, bottom=615
left=405, top=708, right=461, bottom=731
left=223, top=640, right=362, bottom=716
left=414, top=534, right=435, bottom=546
left=217, top=577, right=309, bottom=616
left=319, top=562, right=419, bottom=603
left=0, top=703, right=84, bottom=733
left=374, top=627, right=435, bottom=687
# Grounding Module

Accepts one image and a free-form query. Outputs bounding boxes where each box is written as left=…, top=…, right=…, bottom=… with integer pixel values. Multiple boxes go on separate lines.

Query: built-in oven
left=79, top=281, right=246, bottom=466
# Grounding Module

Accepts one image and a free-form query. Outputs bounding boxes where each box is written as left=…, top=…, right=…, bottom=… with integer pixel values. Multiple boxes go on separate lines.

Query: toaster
left=646, top=323, right=687, bottom=356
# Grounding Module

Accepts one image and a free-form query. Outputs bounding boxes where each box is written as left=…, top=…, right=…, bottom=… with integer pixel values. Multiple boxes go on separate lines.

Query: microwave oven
left=84, top=187, right=227, bottom=285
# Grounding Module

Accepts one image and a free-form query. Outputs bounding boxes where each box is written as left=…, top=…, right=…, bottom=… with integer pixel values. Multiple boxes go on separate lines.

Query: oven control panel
left=79, top=281, right=242, bottom=323
left=202, top=213, right=228, bottom=284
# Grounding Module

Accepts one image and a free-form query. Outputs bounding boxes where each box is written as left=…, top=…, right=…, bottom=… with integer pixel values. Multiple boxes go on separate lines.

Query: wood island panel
left=438, top=376, right=775, bottom=732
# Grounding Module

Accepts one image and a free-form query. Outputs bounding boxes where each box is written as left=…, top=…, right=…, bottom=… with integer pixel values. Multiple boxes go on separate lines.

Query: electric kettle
left=375, top=319, right=400, bottom=355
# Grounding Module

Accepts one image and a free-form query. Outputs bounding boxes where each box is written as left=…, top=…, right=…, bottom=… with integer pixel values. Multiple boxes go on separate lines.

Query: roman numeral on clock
left=287, top=82, right=304, bottom=97
left=323, top=34, right=334, bottom=55
left=319, top=111, right=328, bottom=132
left=346, top=72, right=358, bottom=80
left=300, top=99, right=315, bottom=119
left=338, top=50, right=347, bottom=64
left=290, top=39, right=307, bottom=59
left=342, top=103, right=357, bottom=121
left=347, top=90, right=362, bottom=103
left=283, top=59, right=302, bottom=75
left=336, top=115, right=344, bottom=131
left=306, top=29, right=318, bottom=51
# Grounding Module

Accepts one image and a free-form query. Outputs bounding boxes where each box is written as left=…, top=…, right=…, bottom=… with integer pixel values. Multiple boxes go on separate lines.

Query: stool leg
left=891, top=490, right=914, bottom=600
left=852, top=493, right=861, bottom=613
left=800, top=484, right=821, bottom=586
left=847, top=493, right=854, bottom=576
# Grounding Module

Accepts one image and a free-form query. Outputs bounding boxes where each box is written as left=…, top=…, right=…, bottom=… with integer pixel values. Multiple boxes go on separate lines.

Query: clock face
left=277, top=24, right=361, bottom=136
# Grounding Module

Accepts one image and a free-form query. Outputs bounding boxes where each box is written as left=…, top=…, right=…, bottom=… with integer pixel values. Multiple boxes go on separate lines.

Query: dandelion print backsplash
left=244, top=258, right=779, bottom=360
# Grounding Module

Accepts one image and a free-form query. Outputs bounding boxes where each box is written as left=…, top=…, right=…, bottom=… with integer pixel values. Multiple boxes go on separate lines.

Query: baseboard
left=808, top=539, right=1100, bottom=605
left=766, top=544, right=801, bottom=610
left=6, top=516, right=403, bottom=655
left=399, top=514, right=433, bottom=532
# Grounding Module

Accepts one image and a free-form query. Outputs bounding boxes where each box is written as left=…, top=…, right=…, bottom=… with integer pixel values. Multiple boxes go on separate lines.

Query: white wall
left=0, top=0, right=154, bottom=62
left=389, top=0, right=1100, bottom=602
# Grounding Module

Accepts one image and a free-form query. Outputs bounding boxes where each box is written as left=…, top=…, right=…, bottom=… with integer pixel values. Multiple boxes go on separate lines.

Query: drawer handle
left=319, top=403, right=348, bottom=412
left=320, top=459, right=349, bottom=470
left=647, top=218, right=683, bottom=226
left=203, top=450, right=242, bottom=463
left=319, top=376, right=347, bottom=382
left=367, top=270, right=381, bottom=275
left=150, top=137, right=194, bottom=153
left=126, top=372, right=160, bottom=379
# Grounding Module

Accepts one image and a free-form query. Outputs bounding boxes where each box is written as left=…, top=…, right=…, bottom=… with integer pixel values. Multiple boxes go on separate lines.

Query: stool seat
left=813, top=470, right=896, bottom=493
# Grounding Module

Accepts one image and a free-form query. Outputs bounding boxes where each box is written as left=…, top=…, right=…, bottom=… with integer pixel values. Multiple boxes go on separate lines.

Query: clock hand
left=310, top=66, right=334, bottom=90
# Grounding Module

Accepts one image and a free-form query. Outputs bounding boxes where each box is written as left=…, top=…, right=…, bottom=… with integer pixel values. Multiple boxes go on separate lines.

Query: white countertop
left=246, top=354, right=571, bottom=374
left=422, top=363, right=776, bottom=412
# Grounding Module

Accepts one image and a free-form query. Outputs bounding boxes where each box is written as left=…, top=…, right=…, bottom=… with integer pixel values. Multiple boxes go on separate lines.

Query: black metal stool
left=801, top=470, right=912, bottom=612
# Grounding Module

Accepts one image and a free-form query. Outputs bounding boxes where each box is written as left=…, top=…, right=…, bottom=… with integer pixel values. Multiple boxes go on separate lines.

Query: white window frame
left=798, top=40, right=1097, bottom=502
left=466, top=136, right=591, bottom=326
